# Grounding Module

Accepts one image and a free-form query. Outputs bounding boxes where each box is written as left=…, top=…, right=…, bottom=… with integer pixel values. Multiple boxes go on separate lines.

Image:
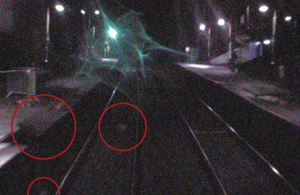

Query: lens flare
left=77, top=2, right=186, bottom=81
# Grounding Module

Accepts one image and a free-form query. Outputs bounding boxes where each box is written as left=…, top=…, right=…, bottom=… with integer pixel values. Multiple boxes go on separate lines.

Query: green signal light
left=108, top=27, right=117, bottom=39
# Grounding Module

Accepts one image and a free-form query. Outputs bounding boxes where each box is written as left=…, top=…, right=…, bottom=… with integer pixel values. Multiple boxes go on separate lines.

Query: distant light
left=255, top=41, right=261, bottom=46
left=199, top=24, right=206, bottom=31
left=185, top=46, right=190, bottom=53
left=101, top=58, right=119, bottom=62
left=207, top=106, right=213, bottom=111
left=263, top=39, right=271, bottom=45
left=81, top=9, right=86, bottom=15
left=218, top=18, right=226, bottom=26
left=285, top=16, right=292, bottom=22
left=270, top=165, right=280, bottom=176
left=95, top=10, right=100, bottom=15
left=259, top=5, right=269, bottom=13
left=108, top=27, right=117, bottom=39
left=55, top=4, right=64, bottom=12
left=229, top=126, right=237, bottom=134
left=185, top=64, right=211, bottom=69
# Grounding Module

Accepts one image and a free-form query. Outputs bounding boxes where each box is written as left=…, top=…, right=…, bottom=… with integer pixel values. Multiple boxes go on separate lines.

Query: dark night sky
left=50, top=0, right=177, bottom=48
left=105, top=0, right=176, bottom=46
left=1, top=0, right=300, bottom=69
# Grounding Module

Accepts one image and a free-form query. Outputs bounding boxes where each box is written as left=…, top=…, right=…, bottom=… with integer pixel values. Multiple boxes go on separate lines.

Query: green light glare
left=76, top=3, right=186, bottom=81
left=108, top=27, right=117, bottom=39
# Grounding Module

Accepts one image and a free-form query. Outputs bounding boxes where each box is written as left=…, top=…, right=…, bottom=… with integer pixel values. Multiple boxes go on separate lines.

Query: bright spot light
left=108, top=27, right=117, bottom=39
left=185, top=46, right=190, bottom=53
left=55, top=4, right=64, bottom=12
left=185, top=64, right=211, bottom=69
left=95, top=10, right=100, bottom=15
left=218, top=18, right=226, bottom=26
left=199, top=24, right=206, bottom=31
left=255, top=41, right=261, bottom=46
left=229, top=127, right=237, bottom=133
left=81, top=9, right=86, bottom=15
left=285, top=16, right=292, bottom=22
left=263, top=39, right=271, bottom=45
left=259, top=5, right=269, bottom=13
left=270, top=165, right=280, bottom=176
left=101, top=58, right=119, bottom=62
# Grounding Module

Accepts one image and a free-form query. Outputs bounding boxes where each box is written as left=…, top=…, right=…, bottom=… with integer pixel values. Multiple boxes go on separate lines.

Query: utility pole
left=45, top=8, right=50, bottom=63
left=271, top=10, right=277, bottom=65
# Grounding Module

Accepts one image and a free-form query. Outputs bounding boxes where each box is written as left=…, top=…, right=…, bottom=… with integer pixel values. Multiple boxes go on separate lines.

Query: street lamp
left=199, top=24, right=206, bottom=31
left=92, top=26, right=96, bottom=40
left=263, top=39, right=271, bottom=45
left=81, top=9, right=86, bottom=15
left=185, top=46, right=190, bottom=62
left=285, top=16, right=292, bottom=22
left=258, top=5, right=277, bottom=64
left=45, top=3, right=65, bottom=63
left=244, top=4, right=290, bottom=64
left=259, top=5, right=269, bottom=13
left=55, top=4, right=64, bottom=12
left=108, top=27, right=117, bottom=40
left=95, top=10, right=100, bottom=15
left=199, top=23, right=211, bottom=61
left=218, top=18, right=232, bottom=60
left=218, top=18, right=226, bottom=26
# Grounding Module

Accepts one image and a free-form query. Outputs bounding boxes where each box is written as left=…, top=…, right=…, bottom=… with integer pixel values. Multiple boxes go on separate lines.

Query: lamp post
left=246, top=5, right=250, bottom=29
left=207, top=27, right=211, bottom=61
left=45, top=8, right=50, bottom=63
left=228, top=23, right=232, bottom=60
left=243, top=4, right=293, bottom=64
left=92, top=26, right=96, bottom=40
left=218, top=18, right=232, bottom=60
left=259, top=4, right=277, bottom=64
left=185, top=46, right=190, bottom=62
left=81, top=9, right=104, bottom=57
left=199, top=23, right=211, bottom=62
left=92, top=10, right=101, bottom=40
left=45, top=3, right=64, bottom=63
left=271, top=10, right=277, bottom=64
left=80, top=9, right=88, bottom=36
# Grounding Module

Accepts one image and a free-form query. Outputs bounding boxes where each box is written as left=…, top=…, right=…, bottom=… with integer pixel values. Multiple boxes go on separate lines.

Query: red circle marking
left=11, top=94, right=77, bottom=160
left=27, top=177, right=60, bottom=195
left=98, top=103, right=147, bottom=152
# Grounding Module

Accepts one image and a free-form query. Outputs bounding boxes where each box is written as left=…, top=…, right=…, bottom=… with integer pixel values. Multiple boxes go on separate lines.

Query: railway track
left=57, top=73, right=225, bottom=194
left=0, top=82, right=120, bottom=194
left=1, top=66, right=299, bottom=194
